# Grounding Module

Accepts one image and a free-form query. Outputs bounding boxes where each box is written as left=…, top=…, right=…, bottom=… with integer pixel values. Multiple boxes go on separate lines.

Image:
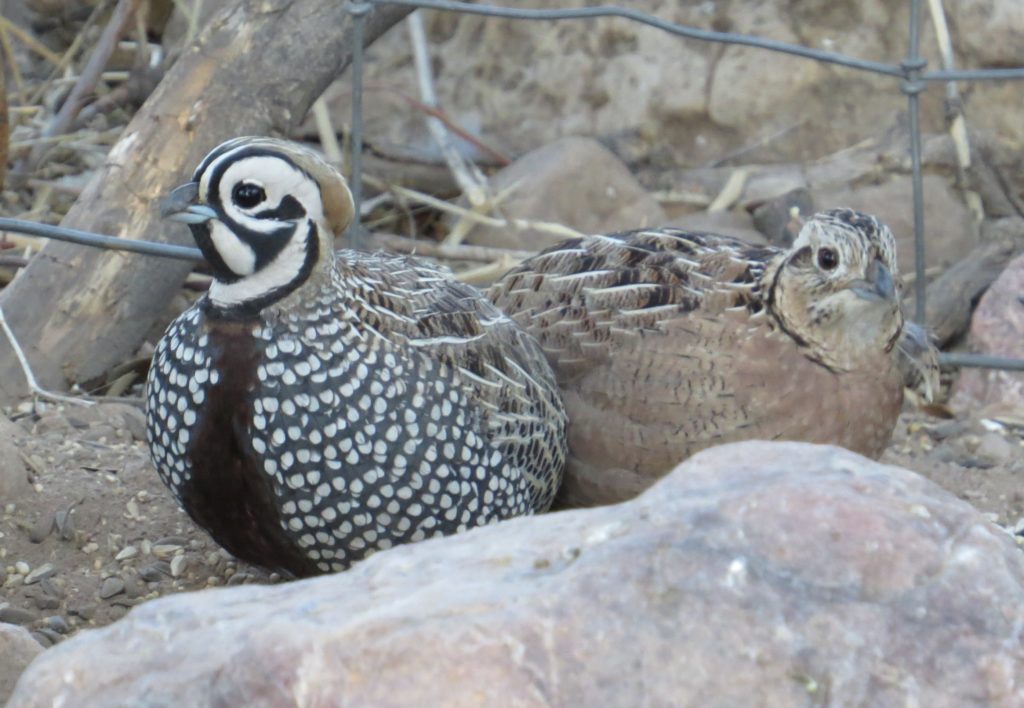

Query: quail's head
left=160, top=137, right=353, bottom=311
left=770, top=208, right=903, bottom=370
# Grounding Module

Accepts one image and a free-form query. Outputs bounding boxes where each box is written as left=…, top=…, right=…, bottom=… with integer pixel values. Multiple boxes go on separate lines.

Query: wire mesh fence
left=344, top=0, right=1024, bottom=372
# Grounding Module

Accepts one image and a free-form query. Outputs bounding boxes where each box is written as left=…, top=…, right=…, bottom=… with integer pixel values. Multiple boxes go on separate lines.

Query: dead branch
left=0, top=0, right=415, bottom=404
left=0, top=51, right=7, bottom=192
left=918, top=217, right=1024, bottom=345
left=20, top=0, right=141, bottom=175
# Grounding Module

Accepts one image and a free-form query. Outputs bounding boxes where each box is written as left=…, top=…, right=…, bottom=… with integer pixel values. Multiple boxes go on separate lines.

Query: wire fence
left=3, top=1, right=1024, bottom=371
left=342, top=0, right=1024, bottom=372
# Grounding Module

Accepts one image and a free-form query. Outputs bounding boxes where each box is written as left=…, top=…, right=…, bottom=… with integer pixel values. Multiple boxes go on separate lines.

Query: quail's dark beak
left=160, top=182, right=218, bottom=224
left=849, top=258, right=896, bottom=302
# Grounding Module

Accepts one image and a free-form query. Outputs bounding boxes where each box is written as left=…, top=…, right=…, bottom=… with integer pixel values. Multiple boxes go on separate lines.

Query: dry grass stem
left=407, top=11, right=491, bottom=216
left=0, top=306, right=95, bottom=408
left=312, top=96, right=344, bottom=167
left=707, top=168, right=749, bottom=212
left=370, top=178, right=584, bottom=240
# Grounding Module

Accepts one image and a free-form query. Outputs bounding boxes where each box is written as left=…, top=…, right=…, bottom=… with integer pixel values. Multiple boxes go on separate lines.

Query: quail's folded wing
left=334, top=251, right=567, bottom=509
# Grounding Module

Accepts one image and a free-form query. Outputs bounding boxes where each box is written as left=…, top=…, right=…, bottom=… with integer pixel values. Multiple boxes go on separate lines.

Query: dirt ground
left=1, top=390, right=1022, bottom=649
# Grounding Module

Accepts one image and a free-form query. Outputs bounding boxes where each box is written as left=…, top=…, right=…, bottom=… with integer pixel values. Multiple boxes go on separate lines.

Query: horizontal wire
left=937, top=353, right=1024, bottom=372
left=369, top=0, right=906, bottom=76
left=3, top=2, right=1024, bottom=372
left=371, top=0, right=1024, bottom=85
left=0, top=218, right=202, bottom=262
left=4, top=218, right=1024, bottom=371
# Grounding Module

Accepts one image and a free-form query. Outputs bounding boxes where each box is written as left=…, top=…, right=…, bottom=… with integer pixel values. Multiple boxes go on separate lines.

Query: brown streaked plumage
left=489, top=208, right=921, bottom=506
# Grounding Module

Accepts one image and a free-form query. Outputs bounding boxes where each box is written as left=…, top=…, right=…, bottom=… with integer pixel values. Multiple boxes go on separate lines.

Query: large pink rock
left=954, top=252, right=1024, bottom=410
left=1, top=624, right=43, bottom=705
left=10, top=442, right=1024, bottom=706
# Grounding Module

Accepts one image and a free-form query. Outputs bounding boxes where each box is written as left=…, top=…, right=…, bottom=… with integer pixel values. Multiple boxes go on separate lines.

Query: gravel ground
left=0, top=396, right=1022, bottom=650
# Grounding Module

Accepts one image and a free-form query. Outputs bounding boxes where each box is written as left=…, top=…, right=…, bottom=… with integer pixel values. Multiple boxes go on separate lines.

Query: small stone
left=67, top=604, right=97, bottom=621
left=55, top=508, right=76, bottom=541
left=98, top=577, right=125, bottom=600
left=115, top=546, right=139, bottom=561
left=138, top=561, right=171, bottom=582
left=123, top=576, right=145, bottom=599
left=29, top=630, right=53, bottom=648
left=81, top=542, right=99, bottom=554
left=28, top=514, right=55, bottom=544
left=0, top=606, right=38, bottom=625
left=32, top=628, right=63, bottom=646
left=23, top=563, right=55, bottom=585
left=153, top=544, right=183, bottom=560
left=170, top=555, right=188, bottom=578
left=926, top=419, right=969, bottom=441
left=32, top=595, right=61, bottom=611
left=976, top=432, right=1014, bottom=465
left=14, top=561, right=29, bottom=575
left=43, top=616, right=71, bottom=634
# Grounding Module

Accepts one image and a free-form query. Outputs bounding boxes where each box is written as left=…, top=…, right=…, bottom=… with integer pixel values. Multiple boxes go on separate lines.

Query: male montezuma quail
left=145, top=137, right=566, bottom=577
left=490, top=209, right=937, bottom=506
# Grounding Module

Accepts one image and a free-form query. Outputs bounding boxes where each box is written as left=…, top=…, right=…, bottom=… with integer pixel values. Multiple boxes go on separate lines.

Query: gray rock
left=0, top=416, right=29, bottom=503
left=9, top=442, right=1024, bottom=706
left=459, top=137, right=665, bottom=252
left=953, top=253, right=1024, bottom=410
left=309, top=2, right=1024, bottom=172
left=949, top=0, right=1024, bottom=67
left=0, top=623, right=44, bottom=706
left=812, top=174, right=978, bottom=273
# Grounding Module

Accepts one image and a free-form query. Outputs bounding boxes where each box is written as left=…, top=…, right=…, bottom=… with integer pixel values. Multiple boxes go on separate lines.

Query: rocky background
left=2, top=0, right=1024, bottom=703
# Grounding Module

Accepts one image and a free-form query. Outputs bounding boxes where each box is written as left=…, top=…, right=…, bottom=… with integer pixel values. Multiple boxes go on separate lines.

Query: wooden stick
left=0, top=306, right=95, bottom=408
left=406, top=11, right=490, bottom=212
left=21, top=0, right=140, bottom=174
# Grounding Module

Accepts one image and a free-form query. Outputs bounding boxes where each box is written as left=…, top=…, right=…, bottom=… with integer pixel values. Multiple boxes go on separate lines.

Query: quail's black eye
left=232, top=182, right=266, bottom=209
left=816, top=247, right=839, bottom=271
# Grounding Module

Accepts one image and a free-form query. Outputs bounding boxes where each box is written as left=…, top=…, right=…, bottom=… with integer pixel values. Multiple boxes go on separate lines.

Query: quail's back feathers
left=489, top=210, right=910, bottom=506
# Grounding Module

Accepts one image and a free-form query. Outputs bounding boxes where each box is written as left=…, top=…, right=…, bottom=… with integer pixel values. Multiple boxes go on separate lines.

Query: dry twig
left=21, top=0, right=140, bottom=174
left=926, top=0, right=982, bottom=221
left=0, top=306, right=95, bottom=408
left=406, top=11, right=491, bottom=209
left=369, top=178, right=584, bottom=241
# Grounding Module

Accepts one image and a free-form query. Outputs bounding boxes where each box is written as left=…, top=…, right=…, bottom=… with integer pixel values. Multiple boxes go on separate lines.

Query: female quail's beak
left=849, top=258, right=896, bottom=302
left=160, top=182, right=218, bottom=224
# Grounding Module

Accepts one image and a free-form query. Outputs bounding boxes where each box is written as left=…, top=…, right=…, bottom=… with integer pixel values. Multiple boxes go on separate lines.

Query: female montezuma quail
left=146, top=137, right=566, bottom=577
left=490, top=210, right=938, bottom=507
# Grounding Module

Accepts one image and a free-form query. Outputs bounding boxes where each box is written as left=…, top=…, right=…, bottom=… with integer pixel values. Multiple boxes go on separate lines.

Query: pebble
left=15, top=560, right=30, bottom=575
left=55, top=508, right=76, bottom=540
left=98, top=577, right=126, bottom=600
left=23, top=563, right=56, bottom=585
left=976, top=432, right=1015, bottom=465
left=30, top=631, right=54, bottom=648
left=81, top=542, right=99, bottom=554
left=32, top=594, right=61, bottom=611
left=138, top=561, right=171, bottom=582
left=0, top=605, right=38, bottom=625
left=68, top=603, right=97, bottom=621
left=153, top=544, right=183, bottom=560
left=115, top=545, right=139, bottom=561
left=32, top=627, right=64, bottom=646
left=43, top=615, right=70, bottom=634
left=170, top=555, right=187, bottom=578
left=29, top=514, right=55, bottom=543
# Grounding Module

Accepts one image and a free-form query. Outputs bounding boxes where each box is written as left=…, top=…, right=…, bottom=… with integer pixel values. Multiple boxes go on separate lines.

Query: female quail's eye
left=232, top=182, right=266, bottom=209
left=816, top=247, right=839, bottom=271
